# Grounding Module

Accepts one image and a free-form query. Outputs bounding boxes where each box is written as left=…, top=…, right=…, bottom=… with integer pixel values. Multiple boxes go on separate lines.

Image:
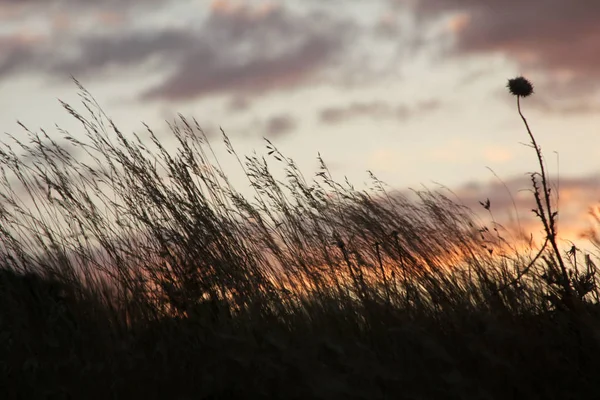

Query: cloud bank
left=0, top=1, right=357, bottom=104
left=409, top=0, right=600, bottom=100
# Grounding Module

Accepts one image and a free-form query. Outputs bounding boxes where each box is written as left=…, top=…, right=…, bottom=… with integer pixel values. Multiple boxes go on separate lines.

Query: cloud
left=0, top=31, right=48, bottom=77
left=228, top=96, right=252, bottom=112
left=141, top=5, right=356, bottom=101
left=320, top=101, right=394, bottom=124
left=0, top=0, right=177, bottom=80
left=0, top=0, right=161, bottom=31
left=530, top=98, right=600, bottom=116
left=0, top=0, right=164, bottom=11
left=410, top=0, right=600, bottom=96
left=51, top=30, right=195, bottom=77
left=264, top=114, right=297, bottom=138
left=447, top=173, right=600, bottom=246
left=0, top=28, right=192, bottom=81
left=319, top=99, right=441, bottom=125
left=0, top=1, right=356, bottom=104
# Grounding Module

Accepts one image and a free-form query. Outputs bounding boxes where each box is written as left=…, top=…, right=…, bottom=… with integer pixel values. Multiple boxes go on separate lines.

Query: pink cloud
left=411, top=0, right=600, bottom=98
left=447, top=174, right=600, bottom=249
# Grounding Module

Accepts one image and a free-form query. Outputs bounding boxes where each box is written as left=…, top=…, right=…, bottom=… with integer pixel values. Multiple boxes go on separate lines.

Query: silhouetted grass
left=1, top=78, right=599, bottom=399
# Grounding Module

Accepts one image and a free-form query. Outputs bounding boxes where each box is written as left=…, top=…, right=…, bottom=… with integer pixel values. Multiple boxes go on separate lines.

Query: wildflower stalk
left=508, top=77, right=574, bottom=309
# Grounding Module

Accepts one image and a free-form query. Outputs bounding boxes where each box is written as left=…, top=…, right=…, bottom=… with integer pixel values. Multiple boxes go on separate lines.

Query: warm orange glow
left=210, top=0, right=242, bottom=15
left=447, top=12, right=471, bottom=34
left=483, top=147, right=513, bottom=163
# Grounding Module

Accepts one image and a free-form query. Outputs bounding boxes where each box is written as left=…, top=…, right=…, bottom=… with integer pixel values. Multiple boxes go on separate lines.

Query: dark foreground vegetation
left=1, top=78, right=600, bottom=399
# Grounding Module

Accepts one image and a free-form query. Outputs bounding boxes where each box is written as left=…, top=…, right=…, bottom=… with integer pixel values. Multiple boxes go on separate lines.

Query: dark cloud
left=0, top=0, right=179, bottom=80
left=228, top=96, right=252, bottom=112
left=0, top=2, right=357, bottom=102
left=0, top=30, right=190, bottom=81
left=320, top=101, right=394, bottom=124
left=0, top=0, right=164, bottom=11
left=51, top=30, right=195, bottom=77
left=319, top=99, right=441, bottom=125
left=0, top=31, right=54, bottom=78
left=264, top=114, right=297, bottom=138
left=410, top=0, right=600, bottom=96
left=141, top=6, right=356, bottom=101
left=0, top=43, right=36, bottom=78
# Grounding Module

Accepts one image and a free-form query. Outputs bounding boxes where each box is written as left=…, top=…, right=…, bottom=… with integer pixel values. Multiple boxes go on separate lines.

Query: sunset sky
left=1, top=0, right=599, bottom=250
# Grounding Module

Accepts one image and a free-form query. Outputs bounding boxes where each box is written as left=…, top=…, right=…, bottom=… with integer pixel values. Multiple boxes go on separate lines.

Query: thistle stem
left=517, top=96, right=572, bottom=305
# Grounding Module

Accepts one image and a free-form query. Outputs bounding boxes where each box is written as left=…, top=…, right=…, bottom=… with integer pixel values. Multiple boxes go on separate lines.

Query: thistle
left=506, top=76, right=576, bottom=310
left=507, top=76, right=534, bottom=98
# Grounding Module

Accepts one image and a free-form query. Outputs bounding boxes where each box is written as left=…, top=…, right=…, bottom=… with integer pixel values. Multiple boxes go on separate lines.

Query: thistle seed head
left=507, top=76, right=534, bottom=97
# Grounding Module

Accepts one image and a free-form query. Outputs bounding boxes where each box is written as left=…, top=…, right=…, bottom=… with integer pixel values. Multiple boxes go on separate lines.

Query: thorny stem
left=517, top=96, right=573, bottom=306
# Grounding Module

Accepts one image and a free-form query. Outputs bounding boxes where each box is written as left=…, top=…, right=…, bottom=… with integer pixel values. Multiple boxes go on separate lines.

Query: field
left=1, top=78, right=599, bottom=399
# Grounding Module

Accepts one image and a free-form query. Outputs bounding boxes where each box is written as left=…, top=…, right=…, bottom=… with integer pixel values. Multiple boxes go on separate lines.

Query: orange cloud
left=446, top=12, right=470, bottom=34
left=210, top=0, right=243, bottom=15
left=449, top=174, right=600, bottom=251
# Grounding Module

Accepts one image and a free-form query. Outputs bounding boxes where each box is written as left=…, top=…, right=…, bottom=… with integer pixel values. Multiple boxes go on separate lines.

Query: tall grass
left=1, top=78, right=599, bottom=399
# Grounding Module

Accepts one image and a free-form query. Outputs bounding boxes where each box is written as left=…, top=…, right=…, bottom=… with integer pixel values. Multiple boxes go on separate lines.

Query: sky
left=1, top=0, right=600, bottom=251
